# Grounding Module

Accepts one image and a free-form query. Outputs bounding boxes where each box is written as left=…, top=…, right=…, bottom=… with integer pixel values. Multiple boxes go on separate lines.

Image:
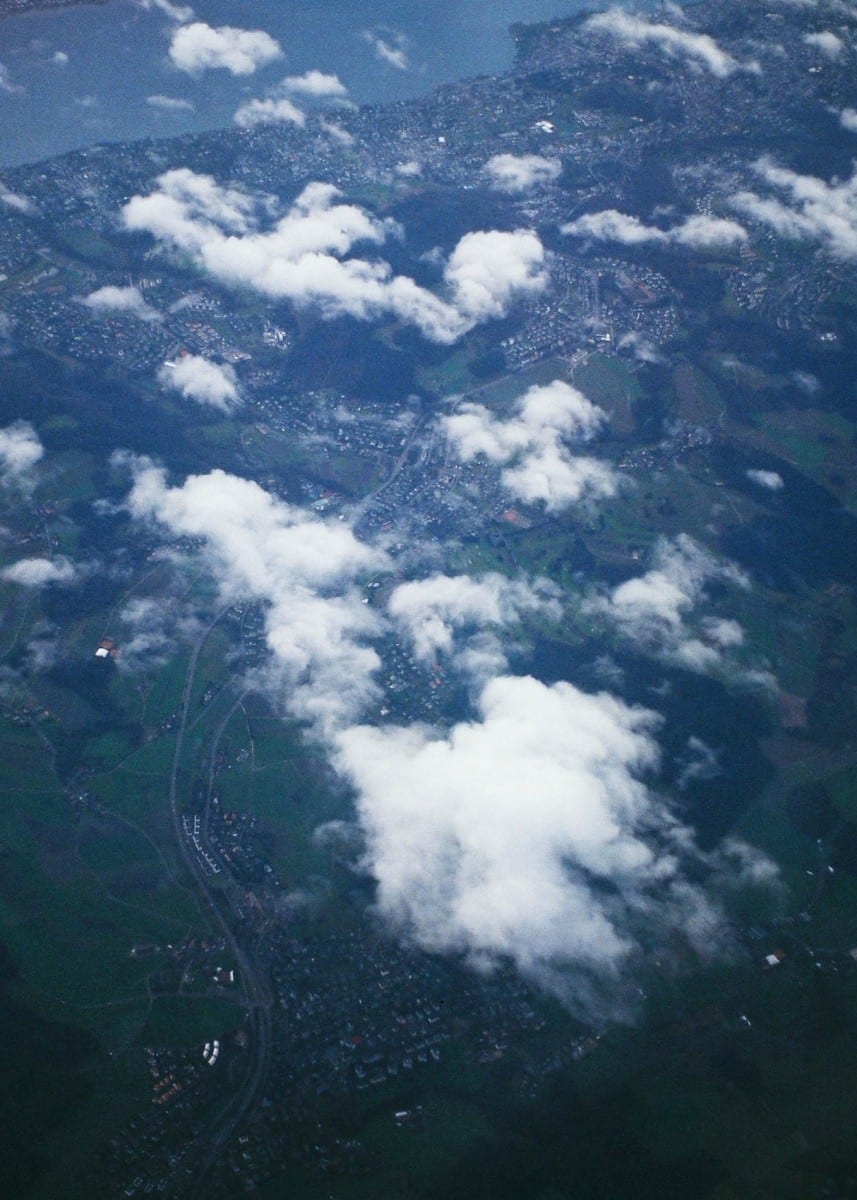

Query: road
left=161, top=615, right=274, bottom=1199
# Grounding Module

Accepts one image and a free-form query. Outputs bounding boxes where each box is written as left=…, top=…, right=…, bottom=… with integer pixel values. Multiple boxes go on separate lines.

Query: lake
left=0, top=0, right=655, bottom=167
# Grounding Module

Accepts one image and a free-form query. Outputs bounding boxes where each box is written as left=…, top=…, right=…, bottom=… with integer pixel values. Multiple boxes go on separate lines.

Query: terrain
left=0, top=1, right=856, bottom=1197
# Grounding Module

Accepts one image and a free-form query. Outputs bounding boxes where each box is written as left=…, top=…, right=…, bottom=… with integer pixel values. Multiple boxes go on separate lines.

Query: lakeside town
left=1, top=0, right=857, bottom=1197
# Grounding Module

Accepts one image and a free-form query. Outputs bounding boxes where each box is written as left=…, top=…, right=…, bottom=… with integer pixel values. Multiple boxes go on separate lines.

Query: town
left=1, top=0, right=856, bottom=1197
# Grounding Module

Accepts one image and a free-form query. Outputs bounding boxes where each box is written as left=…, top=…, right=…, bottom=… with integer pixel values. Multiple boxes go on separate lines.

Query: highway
left=161, top=615, right=274, bottom=1199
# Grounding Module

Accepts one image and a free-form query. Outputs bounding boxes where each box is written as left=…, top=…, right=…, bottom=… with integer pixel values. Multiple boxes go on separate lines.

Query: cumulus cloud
left=52, top=51, right=69, bottom=66
left=82, top=284, right=162, bottom=322
left=116, top=463, right=776, bottom=1018
left=121, top=169, right=548, bottom=343
left=1, top=556, right=76, bottom=587
left=123, top=168, right=257, bottom=239
left=335, top=673, right=741, bottom=1019
left=444, top=229, right=548, bottom=324
left=234, top=96, right=305, bottom=129
left=840, top=107, right=857, bottom=131
left=588, top=534, right=751, bottom=675
left=168, top=22, right=282, bottom=76
left=562, top=209, right=747, bottom=250
left=804, top=30, right=845, bottom=56
left=362, top=29, right=409, bottom=71
left=0, top=421, right=43, bottom=489
left=746, top=468, right=784, bottom=490
left=442, top=379, right=617, bottom=512
left=0, top=184, right=34, bottom=214
left=147, top=93, right=195, bottom=111
left=389, top=572, right=560, bottom=669
left=584, top=9, right=758, bottom=77
left=281, top=70, right=348, bottom=98
left=484, top=153, right=562, bottom=195
left=123, top=460, right=388, bottom=734
left=731, top=157, right=857, bottom=259
left=157, top=354, right=240, bottom=412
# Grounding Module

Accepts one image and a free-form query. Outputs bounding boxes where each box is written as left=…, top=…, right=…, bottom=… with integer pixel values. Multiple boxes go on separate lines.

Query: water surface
left=0, top=0, right=652, bottom=167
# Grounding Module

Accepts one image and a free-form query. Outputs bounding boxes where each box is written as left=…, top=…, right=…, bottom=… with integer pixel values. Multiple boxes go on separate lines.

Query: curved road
left=161, top=615, right=273, bottom=1199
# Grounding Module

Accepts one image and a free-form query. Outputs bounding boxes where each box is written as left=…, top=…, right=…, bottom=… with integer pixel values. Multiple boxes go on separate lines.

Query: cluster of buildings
left=99, top=919, right=558, bottom=1198
left=0, top=0, right=849, bottom=420
left=180, top=811, right=222, bottom=878
left=1, top=1, right=854, bottom=1195
left=202, top=928, right=549, bottom=1194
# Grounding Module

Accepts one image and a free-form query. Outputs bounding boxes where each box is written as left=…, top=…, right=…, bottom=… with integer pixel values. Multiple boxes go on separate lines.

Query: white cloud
left=442, top=379, right=618, bottom=512
left=562, top=209, right=747, bottom=249
left=0, top=63, right=23, bottom=95
left=804, top=30, right=845, bottom=56
left=792, top=370, right=821, bottom=395
left=676, top=735, right=721, bottom=790
left=121, top=169, right=548, bottom=343
left=157, top=354, right=240, bottom=412
left=116, top=595, right=203, bottom=673
left=584, top=9, right=759, bottom=77
left=1, top=556, right=76, bottom=587
left=147, top=93, right=195, bottom=112
left=395, top=160, right=422, bottom=178
left=731, top=157, right=857, bottom=259
left=123, top=460, right=389, bottom=735
left=25, top=622, right=60, bottom=673
left=320, top=120, right=355, bottom=147
left=0, top=421, right=43, bottom=488
left=82, top=284, right=162, bottom=322
left=281, top=70, right=347, bottom=98
left=840, top=107, right=857, bottom=131
left=389, top=572, right=560, bottom=667
left=641, top=213, right=749, bottom=249
left=334, top=673, right=737, bottom=1019
left=746, top=468, right=784, bottom=490
left=138, top=0, right=194, bottom=21
left=116, top=459, right=778, bottom=1017
left=118, top=597, right=170, bottom=667
left=618, top=330, right=662, bottom=362
left=444, top=229, right=549, bottom=324
left=702, top=617, right=745, bottom=648
left=168, top=22, right=282, bottom=76
left=0, top=184, right=34, bottom=214
left=52, top=51, right=69, bottom=66
left=563, top=211, right=660, bottom=247
left=484, top=153, right=562, bottom=195
left=588, top=534, right=751, bottom=675
left=124, top=168, right=257, bottom=239
left=362, top=29, right=409, bottom=71
left=718, top=837, right=782, bottom=890
left=234, top=96, right=305, bottom=129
